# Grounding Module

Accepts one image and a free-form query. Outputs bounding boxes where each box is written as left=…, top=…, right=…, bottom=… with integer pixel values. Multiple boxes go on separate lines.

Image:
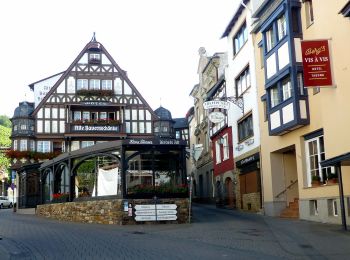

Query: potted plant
left=327, top=173, right=338, bottom=184
left=311, top=175, right=321, bottom=187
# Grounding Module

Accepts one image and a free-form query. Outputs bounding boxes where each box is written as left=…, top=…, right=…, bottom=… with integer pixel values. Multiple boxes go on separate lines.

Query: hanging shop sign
left=301, top=40, right=333, bottom=87
left=208, top=111, right=225, bottom=124
left=203, top=100, right=229, bottom=110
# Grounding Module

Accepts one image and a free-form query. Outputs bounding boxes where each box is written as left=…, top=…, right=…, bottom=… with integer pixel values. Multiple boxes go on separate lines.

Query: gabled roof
left=339, top=1, right=350, bottom=17
left=32, top=38, right=156, bottom=118
left=28, top=71, right=65, bottom=91
left=221, top=0, right=250, bottom=38
left=173, top=118, right=188, bottom=129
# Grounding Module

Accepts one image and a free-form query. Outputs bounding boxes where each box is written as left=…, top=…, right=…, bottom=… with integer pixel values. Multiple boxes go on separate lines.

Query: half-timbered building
left=9, top=36, right=189, bottom=221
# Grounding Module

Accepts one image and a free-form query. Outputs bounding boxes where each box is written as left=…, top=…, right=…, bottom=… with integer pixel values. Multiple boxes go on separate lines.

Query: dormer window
left=89, top=53, right=101, bottom=64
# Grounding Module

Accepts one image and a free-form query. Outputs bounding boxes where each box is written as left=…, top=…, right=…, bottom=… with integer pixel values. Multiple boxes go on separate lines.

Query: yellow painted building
left=252, top=0, right=350, bottom=226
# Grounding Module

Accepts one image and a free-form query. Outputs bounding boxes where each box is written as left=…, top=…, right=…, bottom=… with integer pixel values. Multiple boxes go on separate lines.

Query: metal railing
left=275, top=179, right=298, bottom=198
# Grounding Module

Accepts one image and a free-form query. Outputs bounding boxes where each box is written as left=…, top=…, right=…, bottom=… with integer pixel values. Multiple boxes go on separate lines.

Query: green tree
left=0, top=125, right=11, bottom=180
left=0, top=115, right=11, bottom=128
left=0, top=125, right=11, bottom=147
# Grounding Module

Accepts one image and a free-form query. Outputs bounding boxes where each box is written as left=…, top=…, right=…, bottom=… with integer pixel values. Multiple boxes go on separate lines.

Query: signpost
left=134, top=204, right=177, bottom=221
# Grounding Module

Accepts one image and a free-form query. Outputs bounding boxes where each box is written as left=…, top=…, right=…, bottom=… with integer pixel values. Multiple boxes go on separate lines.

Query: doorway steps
left=280, top=198, right=299, bottom=218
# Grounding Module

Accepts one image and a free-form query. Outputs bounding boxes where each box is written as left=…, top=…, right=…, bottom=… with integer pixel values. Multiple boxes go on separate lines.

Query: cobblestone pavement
left=0, top=204, right=350, bottom=259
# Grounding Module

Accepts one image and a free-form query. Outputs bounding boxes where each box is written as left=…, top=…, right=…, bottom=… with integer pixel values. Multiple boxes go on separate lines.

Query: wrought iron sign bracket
left=224, top=96, right=244, bottom=114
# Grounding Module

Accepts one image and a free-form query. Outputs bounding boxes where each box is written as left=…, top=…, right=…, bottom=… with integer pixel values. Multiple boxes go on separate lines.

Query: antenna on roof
left=160, top=97, right=162, bottom=107
left=91, top=32, right=96, bottom=42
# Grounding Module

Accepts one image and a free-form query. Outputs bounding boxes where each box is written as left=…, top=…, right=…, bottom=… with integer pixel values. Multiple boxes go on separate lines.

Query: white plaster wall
left=224, top=3, right=261, bottom=158
left=33, top=73, right=63, bottom=108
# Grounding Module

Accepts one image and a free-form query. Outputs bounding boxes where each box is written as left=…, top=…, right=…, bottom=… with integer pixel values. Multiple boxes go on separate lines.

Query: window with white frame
left=44, top=121, right=50, bottom=133
left=233, top=23, right=248, bottom=55
left=89, top=53, right=100, bottom=63
left=82, top=111, right=90, bottom=121
left=328, top=199, right=338, bottom=217
left=73, top=111, right=81, bottom=121
left=266, top=26, right=275, bottom=52
left=297, top=73, right=305, bottom=95
left=71, top=141, right=80, bottom=151
left=59, top=121, right=65, bottom=133
left=305, top=0, right=314, bottom=27
left=13, top=140, right=18, bottom=150
left=37, top=120, right=43, bottom=133
left=59, top=108, right=65, bottom=119
left=37, top=141, right=51, bottom=153
left=282, top=77, right=292, bottom=101
left=77, top=79, right=88, bottom=90
left=215, top=140, right=221, bottom=164
left=270, top=86, right=280, bottom=107
left=235, top=66, right=251, bottom=97
left=100, top=112, right=107, bottom=120
left=222, top=134, right=229, bottom=160
left=310, top=200, right=318, bottom=216
left=81, top=141, right=94, bottom=148
left=101, top=80, right=112, bottom=90
left=52, top=121, right=58, bottom=133
left=238, top=113, right=254, bottom=142
left=20, top=139, right=27, bottom=151
left=29, top=140, right=35, bottom=151
left=89, top=79, right=100, bottom=90
left=305, top=133, right=333, bottom=186
left=332, top=200, right=338, bottom=216
left=277, top=14, right=287, bottom=41
left=52, top=108, right=58, bottom=119
left=45, top=108, right=50, bottom=118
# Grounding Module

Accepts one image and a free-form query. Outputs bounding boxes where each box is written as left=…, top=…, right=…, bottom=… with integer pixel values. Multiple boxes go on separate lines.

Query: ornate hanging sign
left=203, top=100, right=229, bottom=110
left=208, top=111, right=225, bottom=124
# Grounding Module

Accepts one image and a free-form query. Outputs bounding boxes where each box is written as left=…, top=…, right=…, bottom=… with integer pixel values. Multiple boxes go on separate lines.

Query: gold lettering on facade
left=305, top=46, right=326, bottom=56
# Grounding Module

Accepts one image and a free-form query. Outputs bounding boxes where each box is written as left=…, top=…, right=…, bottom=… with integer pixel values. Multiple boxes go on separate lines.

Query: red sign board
left=301, top=40, right=333, bottom=87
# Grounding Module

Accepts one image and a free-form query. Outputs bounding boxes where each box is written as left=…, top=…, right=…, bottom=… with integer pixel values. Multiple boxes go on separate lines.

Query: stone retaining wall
left=242, top=192, right=261, bottom=212
left=36, top=198, right=189, bottom=225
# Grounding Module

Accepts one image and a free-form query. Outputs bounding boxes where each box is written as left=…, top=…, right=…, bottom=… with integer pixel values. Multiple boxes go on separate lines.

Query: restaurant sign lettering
left=301, top=40, right=333, bottom=87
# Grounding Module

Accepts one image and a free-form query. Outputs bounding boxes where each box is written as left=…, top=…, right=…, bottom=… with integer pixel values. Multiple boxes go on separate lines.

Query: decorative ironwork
left=224, top=96, right=244, bottom=114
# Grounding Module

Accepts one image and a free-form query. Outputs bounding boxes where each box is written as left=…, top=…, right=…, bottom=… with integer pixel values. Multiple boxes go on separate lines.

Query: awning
left=321, top=152, right=350, bottom=231
left=320, top=152, right=350, bottom=167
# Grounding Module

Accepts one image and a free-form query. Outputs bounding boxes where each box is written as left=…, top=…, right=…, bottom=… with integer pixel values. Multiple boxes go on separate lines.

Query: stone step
left=280, top=198, right=299, bottom=218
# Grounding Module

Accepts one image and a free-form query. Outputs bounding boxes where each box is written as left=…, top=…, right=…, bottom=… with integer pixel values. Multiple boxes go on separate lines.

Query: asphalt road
left=0, top=204, right=349, bottom=259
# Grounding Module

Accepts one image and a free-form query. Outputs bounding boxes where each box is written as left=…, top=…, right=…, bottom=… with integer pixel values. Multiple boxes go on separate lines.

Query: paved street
left=0, top=204, right=350, bottom=259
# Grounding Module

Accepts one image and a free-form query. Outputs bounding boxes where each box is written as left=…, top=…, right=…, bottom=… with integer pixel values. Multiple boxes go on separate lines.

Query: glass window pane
left=59, top=121, right=65, bottom=133
left=124, top=109, right=130, bottom=120
left=132, top=109, right=138, bottom=120
left=139, top=110, right=144, bottom=120
left=45, top=108, right=50, bottom=118
left=37, top=120, right=43, bottom=133
left=52, top=121, right=58, bottom=133
left=45, top=121, right=50, bottom=133
left=114, top=78, right=122, bottom=94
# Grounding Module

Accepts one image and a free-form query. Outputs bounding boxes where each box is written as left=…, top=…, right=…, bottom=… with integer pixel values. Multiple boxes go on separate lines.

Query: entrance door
left=225, top=177, right=234, bottom=208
